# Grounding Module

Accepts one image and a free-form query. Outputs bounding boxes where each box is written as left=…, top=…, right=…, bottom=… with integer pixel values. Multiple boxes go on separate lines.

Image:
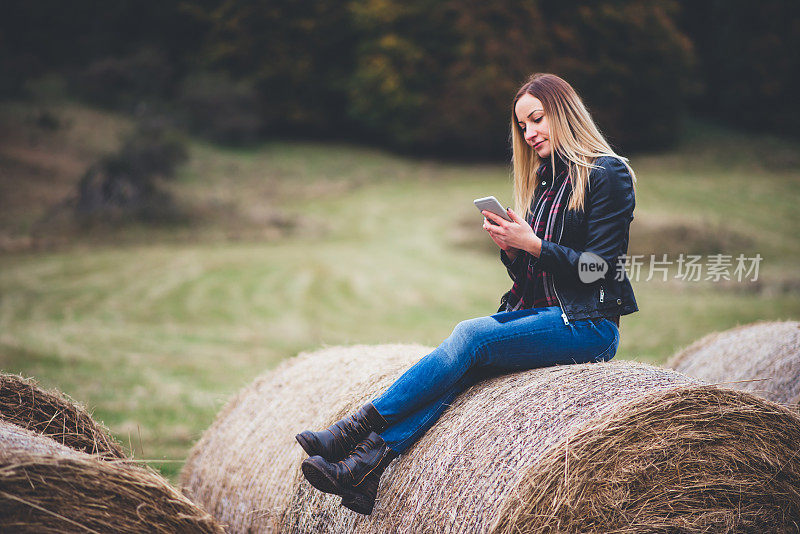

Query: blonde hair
left=510, top=73, right=636, bottom=218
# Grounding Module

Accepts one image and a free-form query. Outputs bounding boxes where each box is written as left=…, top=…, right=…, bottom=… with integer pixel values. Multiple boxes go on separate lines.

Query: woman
left=295, top=73, right=638, bottom=515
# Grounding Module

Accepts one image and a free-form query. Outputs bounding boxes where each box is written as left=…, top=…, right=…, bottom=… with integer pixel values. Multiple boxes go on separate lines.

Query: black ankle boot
left=301, top=431, right=397, bottom=511
left=340, top=449, right=399, bottom=515
left=295, top=402, right=388, bottom=461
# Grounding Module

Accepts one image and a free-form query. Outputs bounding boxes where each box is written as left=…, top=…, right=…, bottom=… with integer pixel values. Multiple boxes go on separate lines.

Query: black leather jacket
left=499, top=155, right=638, bottom=324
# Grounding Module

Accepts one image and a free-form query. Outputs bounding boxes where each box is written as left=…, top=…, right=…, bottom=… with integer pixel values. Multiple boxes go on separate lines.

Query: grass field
left=1, top=101, right=799, bottom=480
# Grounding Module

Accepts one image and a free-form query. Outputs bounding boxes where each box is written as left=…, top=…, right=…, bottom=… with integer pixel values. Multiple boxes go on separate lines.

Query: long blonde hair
left=511, top=73, right=636, bottom=218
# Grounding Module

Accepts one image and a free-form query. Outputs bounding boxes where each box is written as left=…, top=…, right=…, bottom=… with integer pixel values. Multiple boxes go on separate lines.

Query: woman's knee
left=448, top=317, right=492, bottom=358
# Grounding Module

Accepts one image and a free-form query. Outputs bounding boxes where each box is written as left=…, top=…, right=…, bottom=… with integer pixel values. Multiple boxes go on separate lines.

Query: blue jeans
left=371, top=306, right=619, bottom=454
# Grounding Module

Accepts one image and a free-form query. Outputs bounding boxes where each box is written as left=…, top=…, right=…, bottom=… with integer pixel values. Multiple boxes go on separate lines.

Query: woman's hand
left=482, top=208, right=542, bottom=257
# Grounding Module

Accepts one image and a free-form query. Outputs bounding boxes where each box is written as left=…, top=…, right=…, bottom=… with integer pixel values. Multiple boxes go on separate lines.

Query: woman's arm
left=483, top=213, right=528, bottom=282
left=536, top=157, right=635, bottom=283
left=483, top=157, right=634, bottom=283
left=500, top=248, right=526, bottom=282
left=483, top=210, right=535, bottom=282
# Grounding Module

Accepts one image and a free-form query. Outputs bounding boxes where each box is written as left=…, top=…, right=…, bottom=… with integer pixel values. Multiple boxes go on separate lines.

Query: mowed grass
left=1, top=102, right=799, bottom=480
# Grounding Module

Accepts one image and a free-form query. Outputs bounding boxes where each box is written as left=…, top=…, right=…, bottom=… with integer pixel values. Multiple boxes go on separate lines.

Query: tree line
left=2, top=0, right=796, bottom=158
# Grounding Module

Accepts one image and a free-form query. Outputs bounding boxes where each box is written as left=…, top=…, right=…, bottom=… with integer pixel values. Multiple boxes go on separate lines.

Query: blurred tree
left=346, top=0, right=461, bottom=149
left=678, top=0, right=799, bottom=136
left=423, top=0, right=549, bottom=156
left=195, top=0, right=357, bottom=136
left=70, top=46, right=176, bottom=110
left=178, top=71, right=262, bottom=144
left=0, top=0, right=218, bottom=97
left=347, top=0, right=694, bottom=156
left=542, top=1, right=695, bottom=150
left=76, top=118, right=188, bottom=224
left=3, top=0, right=700, bottom=156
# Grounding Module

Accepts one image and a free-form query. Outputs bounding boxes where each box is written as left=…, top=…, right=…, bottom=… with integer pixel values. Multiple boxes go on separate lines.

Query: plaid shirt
left=501, top=157, right=571, bottom=311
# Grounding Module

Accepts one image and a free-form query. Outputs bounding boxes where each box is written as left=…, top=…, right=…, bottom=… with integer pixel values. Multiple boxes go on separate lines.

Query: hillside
left=1, top=100, right=799, bottom=479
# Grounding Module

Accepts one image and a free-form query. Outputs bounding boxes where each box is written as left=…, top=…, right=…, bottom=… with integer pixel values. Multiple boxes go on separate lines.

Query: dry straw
left=0, top=372, right=126, bottom=459
left=182, top=344, right=800, bottom=533
left=0, top=420, right=225, bottom=533
left=668, top=321, right=800, bottom=407
left=181, top=344, right=430, bottom=531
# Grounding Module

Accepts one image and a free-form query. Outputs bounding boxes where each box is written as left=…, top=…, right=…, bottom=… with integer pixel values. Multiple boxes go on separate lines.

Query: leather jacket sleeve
left=500, top=249, right=528, bottom=282
left=536, top=157, right=635, bottom=284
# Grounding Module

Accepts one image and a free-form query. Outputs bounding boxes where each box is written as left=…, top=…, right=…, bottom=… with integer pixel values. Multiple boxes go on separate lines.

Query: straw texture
left=181, top=344, right=429, bottom=531
left=0, top=420, right=225, bottom=533
left=667, top=321, right=800, bottom=406
left=182, top=344, right=800, bottom=532
left=0, top=372, right=126, bottom=459
left=491, top=386, right=800, bottom=533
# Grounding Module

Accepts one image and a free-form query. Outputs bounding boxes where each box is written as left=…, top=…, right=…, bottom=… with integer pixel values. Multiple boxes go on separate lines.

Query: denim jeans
left=371, top=306, right=619, bottom=454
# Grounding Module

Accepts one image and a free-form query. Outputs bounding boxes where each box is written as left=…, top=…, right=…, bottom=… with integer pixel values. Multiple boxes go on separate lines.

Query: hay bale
left=181, top=344, right=430, bottom=530
left=0, top=372, right=126, bottom=459
left=491, top=386, right=800, bottom=533
left=182, top=344, right=800, bottom=533
left=0, top=420, right=225, bottom=533
left=667, top=321, right=800, bottom=406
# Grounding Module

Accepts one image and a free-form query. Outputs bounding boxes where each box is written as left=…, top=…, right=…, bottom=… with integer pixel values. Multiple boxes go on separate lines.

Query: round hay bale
left=0, top=420, right=225, bottom=533
left=182, top=344, right=800, bottom=533
left=181, top=344, right=430, bottom=530
left=667, top=321, right=800, bottom=406
left=0, top=372, right=125, bottom=459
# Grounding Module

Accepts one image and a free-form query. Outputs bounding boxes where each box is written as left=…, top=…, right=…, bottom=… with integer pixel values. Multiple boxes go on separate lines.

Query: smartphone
left=474, top=196, right=512, bottom=225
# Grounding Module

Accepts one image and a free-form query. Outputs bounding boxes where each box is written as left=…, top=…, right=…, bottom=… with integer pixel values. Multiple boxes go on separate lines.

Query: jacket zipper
left=552, top=190, right=572, bottom=325
left=600, top=286, right=605, bottom=303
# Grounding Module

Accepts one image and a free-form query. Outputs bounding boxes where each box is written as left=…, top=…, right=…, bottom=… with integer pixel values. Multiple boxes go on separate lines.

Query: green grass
left=1, top=103, right=799, bottom=481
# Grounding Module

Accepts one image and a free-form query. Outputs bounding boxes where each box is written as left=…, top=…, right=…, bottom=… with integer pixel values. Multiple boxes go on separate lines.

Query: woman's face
left=515, top=93, right=551, bottom=158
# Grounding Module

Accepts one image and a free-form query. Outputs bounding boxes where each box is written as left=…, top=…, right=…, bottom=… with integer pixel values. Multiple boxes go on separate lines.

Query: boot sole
left=301, top=458, right=375, bottom=513
left=341, top=493, right=374, bottom=515
left=301, top=456, right=346, bottom=496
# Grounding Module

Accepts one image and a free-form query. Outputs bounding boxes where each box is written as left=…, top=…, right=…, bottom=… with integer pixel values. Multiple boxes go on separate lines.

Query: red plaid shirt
left=500, top=157, right=571, bottom=311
